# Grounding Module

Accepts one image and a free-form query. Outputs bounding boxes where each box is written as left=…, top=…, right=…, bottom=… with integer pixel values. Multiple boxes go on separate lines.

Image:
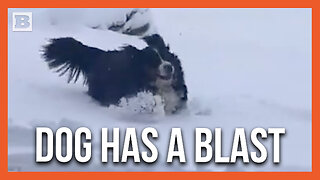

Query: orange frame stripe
left=1, top=0, right=319, bottom=179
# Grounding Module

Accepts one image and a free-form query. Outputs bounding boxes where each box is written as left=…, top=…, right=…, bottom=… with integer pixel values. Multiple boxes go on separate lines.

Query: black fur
left=42, top=34, right=188, bottom=114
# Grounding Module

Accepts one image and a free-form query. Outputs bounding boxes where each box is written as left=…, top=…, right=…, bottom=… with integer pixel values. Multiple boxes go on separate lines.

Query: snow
left=8, top=8, right=311, bottom=171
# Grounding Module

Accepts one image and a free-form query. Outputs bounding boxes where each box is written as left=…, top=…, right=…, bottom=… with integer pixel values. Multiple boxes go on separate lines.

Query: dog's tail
left=42, top=37, right=105, bottom=83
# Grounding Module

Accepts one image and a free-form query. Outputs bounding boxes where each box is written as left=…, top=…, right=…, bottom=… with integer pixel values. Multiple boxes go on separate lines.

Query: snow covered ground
left=8, top=8, right=311, bottom=171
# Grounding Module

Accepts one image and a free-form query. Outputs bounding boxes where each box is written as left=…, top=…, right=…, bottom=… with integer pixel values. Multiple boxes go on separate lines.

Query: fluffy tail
left=42, top=37, right=105, bottom=83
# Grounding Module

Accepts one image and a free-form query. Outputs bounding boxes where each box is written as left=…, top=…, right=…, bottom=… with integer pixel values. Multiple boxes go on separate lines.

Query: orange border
left=1, top=0, right=319, bottom=179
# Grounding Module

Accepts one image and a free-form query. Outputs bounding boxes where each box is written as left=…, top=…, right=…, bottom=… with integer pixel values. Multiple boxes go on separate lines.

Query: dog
left=42, top=34, right=188, bottom=114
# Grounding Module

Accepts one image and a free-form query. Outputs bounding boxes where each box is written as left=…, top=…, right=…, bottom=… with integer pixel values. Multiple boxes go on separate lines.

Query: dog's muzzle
left=159, top=62, right=174, bottom=80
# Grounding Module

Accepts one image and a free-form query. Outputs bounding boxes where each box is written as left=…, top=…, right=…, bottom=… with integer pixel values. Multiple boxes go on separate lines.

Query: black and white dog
left=42, top=34, right=188, bottom=114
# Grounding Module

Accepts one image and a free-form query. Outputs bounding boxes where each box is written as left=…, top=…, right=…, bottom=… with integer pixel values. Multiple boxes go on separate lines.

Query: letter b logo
left=12, top=12, right=32, bottom=32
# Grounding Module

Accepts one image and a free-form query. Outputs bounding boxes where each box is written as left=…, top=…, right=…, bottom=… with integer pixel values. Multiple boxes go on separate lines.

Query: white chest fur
left=155, top=78, right=180, bottom=114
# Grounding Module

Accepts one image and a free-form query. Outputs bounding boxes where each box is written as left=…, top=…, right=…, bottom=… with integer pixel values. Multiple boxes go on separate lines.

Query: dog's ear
left=143, top=34, right=167, bottom=51
left=138, top=47, right=162, bottom=67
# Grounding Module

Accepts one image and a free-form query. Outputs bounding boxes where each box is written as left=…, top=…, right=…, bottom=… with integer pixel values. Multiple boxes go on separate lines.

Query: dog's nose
left=163, top=64, right=174, bottom=74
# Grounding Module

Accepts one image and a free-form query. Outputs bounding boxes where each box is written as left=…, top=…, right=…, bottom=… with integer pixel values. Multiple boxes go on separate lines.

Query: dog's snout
left=159, top=62, right=174, bottom=80
left=163, top=64, right=174, bottom=74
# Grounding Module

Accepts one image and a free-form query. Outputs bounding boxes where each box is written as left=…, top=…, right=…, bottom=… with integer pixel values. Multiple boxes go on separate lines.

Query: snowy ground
left=8, top=8, right=311, bottom=171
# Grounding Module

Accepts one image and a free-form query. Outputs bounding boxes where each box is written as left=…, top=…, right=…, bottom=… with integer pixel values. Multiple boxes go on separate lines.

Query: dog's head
left=138, top=47, right=175, bottom=83
left=138, top=34, right=188, bottom=114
